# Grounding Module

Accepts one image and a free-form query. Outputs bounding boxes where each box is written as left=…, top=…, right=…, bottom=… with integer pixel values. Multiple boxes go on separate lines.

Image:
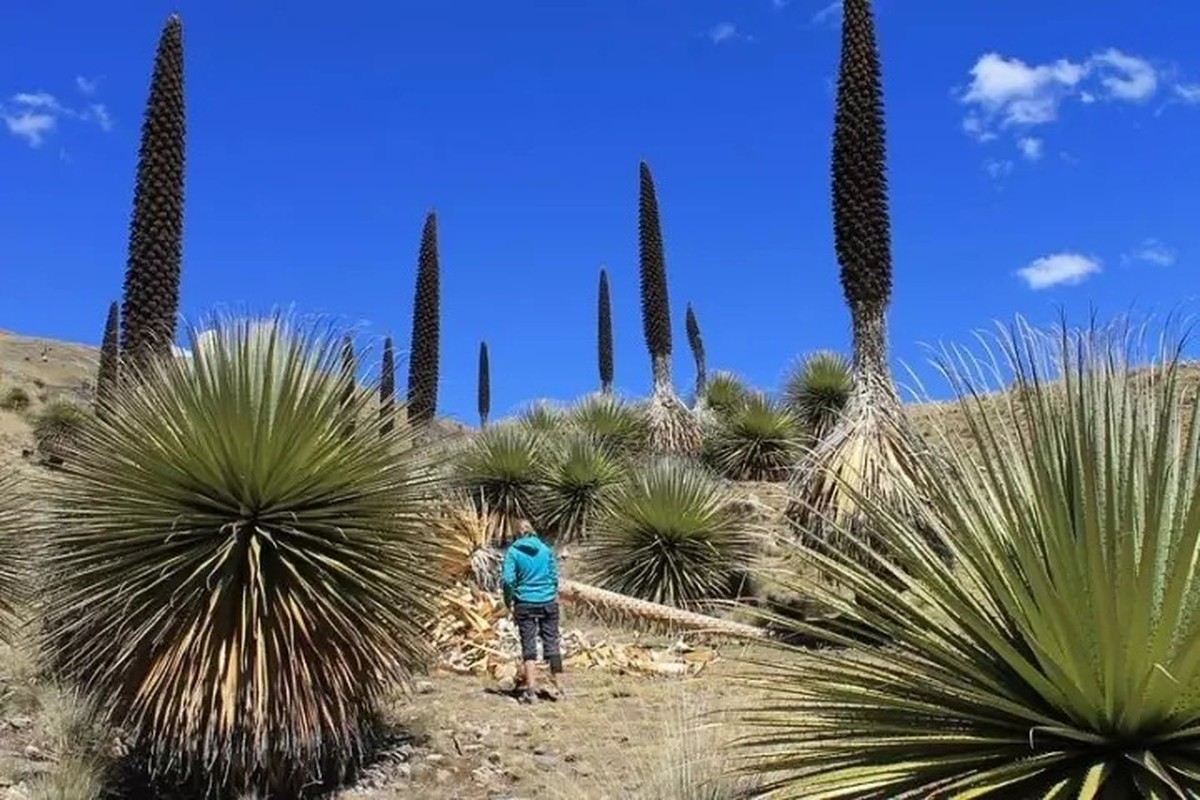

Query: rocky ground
left=0, top=622, right=765, bottom=799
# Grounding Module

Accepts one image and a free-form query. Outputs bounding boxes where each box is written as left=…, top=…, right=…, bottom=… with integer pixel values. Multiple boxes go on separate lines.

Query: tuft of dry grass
left=0, top=642, right=113, bottom=800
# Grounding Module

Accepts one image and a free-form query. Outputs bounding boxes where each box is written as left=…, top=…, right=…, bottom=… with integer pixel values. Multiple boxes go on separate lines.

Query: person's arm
left=548, top=546, right=559, bottom=595
left=501, top=548, right=516, bottom=607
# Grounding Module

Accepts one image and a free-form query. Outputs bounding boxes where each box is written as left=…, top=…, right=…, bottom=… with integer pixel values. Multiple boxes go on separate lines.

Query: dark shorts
left=513, top=600, right=562, bottom=673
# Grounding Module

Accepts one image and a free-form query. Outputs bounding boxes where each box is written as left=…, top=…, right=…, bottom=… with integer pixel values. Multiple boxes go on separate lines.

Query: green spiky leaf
left=569, top=394, right=648, bottom=458
left=704, top=392, right=803, bottom=482
left=454, top=424, right=548, bottom=540
left=586, top=458, right=757, bottom=607
left=36, top=315, right=452, bottom=794
left=738, top=318, right=1200, bottom=798
left=783, top=350, right=852, bottom=440
left=538, top=436, right=626, bottom=542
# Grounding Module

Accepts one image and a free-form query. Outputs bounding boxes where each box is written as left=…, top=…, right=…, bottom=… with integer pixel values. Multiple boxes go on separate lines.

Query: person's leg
left=513, top=603, right=540, bottom=702
left=541, top=601, right=564, bottom=698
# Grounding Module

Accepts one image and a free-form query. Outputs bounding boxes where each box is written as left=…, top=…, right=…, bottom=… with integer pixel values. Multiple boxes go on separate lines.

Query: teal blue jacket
left=501, top=534, right=559, bottom=605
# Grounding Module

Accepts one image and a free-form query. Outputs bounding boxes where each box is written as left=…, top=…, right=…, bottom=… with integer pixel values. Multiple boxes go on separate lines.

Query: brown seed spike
left=638, top=161, right=673, bottom=388
left=406, top=211, right=440, bottom=426
left=119, top=14, right=186, bottom=367
left=832, top=0, right=892, bottom=309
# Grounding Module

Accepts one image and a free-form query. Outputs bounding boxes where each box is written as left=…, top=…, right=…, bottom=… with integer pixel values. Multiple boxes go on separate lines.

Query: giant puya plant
left=37, top=315, right=452, bottom=796
left=789, top=0, right=947, bottom=568
left=638, top=162, right=701, bottom=455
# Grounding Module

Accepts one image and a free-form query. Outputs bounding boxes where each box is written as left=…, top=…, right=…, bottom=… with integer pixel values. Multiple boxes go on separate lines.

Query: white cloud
left=1123, top=238, right=1176, bottom=267
left=707, top=22, right=752, bottom=44
left=957, top=48, right=1170, bottom=156
left=1017, top=136, right=1043, bottom=161
left=1017, top=253, right=1101, bottom=290
left=0, top=83, right=114, bottom=148
left=811, top=1, right=842, bottom=25
left=3, top=112, right=56, bottom=147
left=12, top=91, right=61, bottom=109
left=984, top=158, right=1013, bottom=179
left=1090, top=48, right=1157, bottom=101
left=1175, top=83, right=1200, bottom=104
left=87, top=103, right=113, bottom=131
left=75, top=75, right=99, bottom=95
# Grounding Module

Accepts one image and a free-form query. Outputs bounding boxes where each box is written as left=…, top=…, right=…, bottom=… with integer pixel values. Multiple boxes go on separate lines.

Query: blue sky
left=2, top=1, right=1199, bottom=423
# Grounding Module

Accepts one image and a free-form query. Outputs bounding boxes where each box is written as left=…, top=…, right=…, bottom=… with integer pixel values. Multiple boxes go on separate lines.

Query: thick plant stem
left=559, top=580, right=768, bottom=640
left=651, top=353, right=672, bottom=395
left=848, top=301, right=899, bottom=407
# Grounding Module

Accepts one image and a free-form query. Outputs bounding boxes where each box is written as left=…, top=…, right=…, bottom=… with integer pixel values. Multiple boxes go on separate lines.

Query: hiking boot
left=517, top=690, right=538, bottom=705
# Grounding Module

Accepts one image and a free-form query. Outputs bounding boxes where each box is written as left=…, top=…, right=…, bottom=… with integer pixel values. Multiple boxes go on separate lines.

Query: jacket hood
left=512, top=535, right=543, bottom=556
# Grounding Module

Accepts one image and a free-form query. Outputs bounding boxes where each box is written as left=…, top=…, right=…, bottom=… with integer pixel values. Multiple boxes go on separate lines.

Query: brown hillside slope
left=5, top=329, right=1198, bottom=465
left=0, top=330, right=470, bottom=462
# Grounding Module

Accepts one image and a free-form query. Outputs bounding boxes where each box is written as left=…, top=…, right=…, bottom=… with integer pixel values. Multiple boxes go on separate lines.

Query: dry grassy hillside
left=7, top=328, right=1198, bottom=467
left=0, top=332, right=99, bottom=467
left=0, top=330, right=470, bottom=466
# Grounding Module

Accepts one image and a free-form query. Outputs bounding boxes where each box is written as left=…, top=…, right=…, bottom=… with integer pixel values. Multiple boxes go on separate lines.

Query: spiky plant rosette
left=538, top=435, right=627, bottom=543
left=585, top=457, right=758, bottom=608
left=782, top=350, right=852, bottom=442
left=704, top=392, right=804, bottom=482
left=0, top=469, right=28, bottom=642
left=569, top=393, right=649, bottom=458
left=736, top=318, right=1200, bottom=798
left=31, top=399, right=90, bottom=465
left=33, top=315, right=452, bottom=793
left=454, top=423, right=548, bottom=541
left=516, top=400, right=568, bottom=438
left=701, top=370, right=750, bottom=421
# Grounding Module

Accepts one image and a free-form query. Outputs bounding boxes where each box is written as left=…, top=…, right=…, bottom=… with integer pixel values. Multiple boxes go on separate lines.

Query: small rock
left=532, top=744, right=549, bottom=755
left=22, top=745, right=47, bottom=761
left=487, top=751, right=502, bottom=764
left=7, top=716, right=31, bottom=730
left=426, top=753, right=445, bottom=763
left=534, top=754, right=558, bottom=771
left=415, top=680, right=436, bottom=694
left=395, top=763, right=412, bottom=780
left=435, top=768, right=452, bottom=784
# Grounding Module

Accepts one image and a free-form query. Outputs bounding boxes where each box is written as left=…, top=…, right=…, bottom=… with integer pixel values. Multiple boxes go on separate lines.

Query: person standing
left=501, top=519, right=564, bottom=703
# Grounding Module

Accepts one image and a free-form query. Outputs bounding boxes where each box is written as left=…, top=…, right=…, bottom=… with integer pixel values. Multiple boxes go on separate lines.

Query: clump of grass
left=30, top=400, right=89, bottom=466
left=0, top=386, right=31, bottom=412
